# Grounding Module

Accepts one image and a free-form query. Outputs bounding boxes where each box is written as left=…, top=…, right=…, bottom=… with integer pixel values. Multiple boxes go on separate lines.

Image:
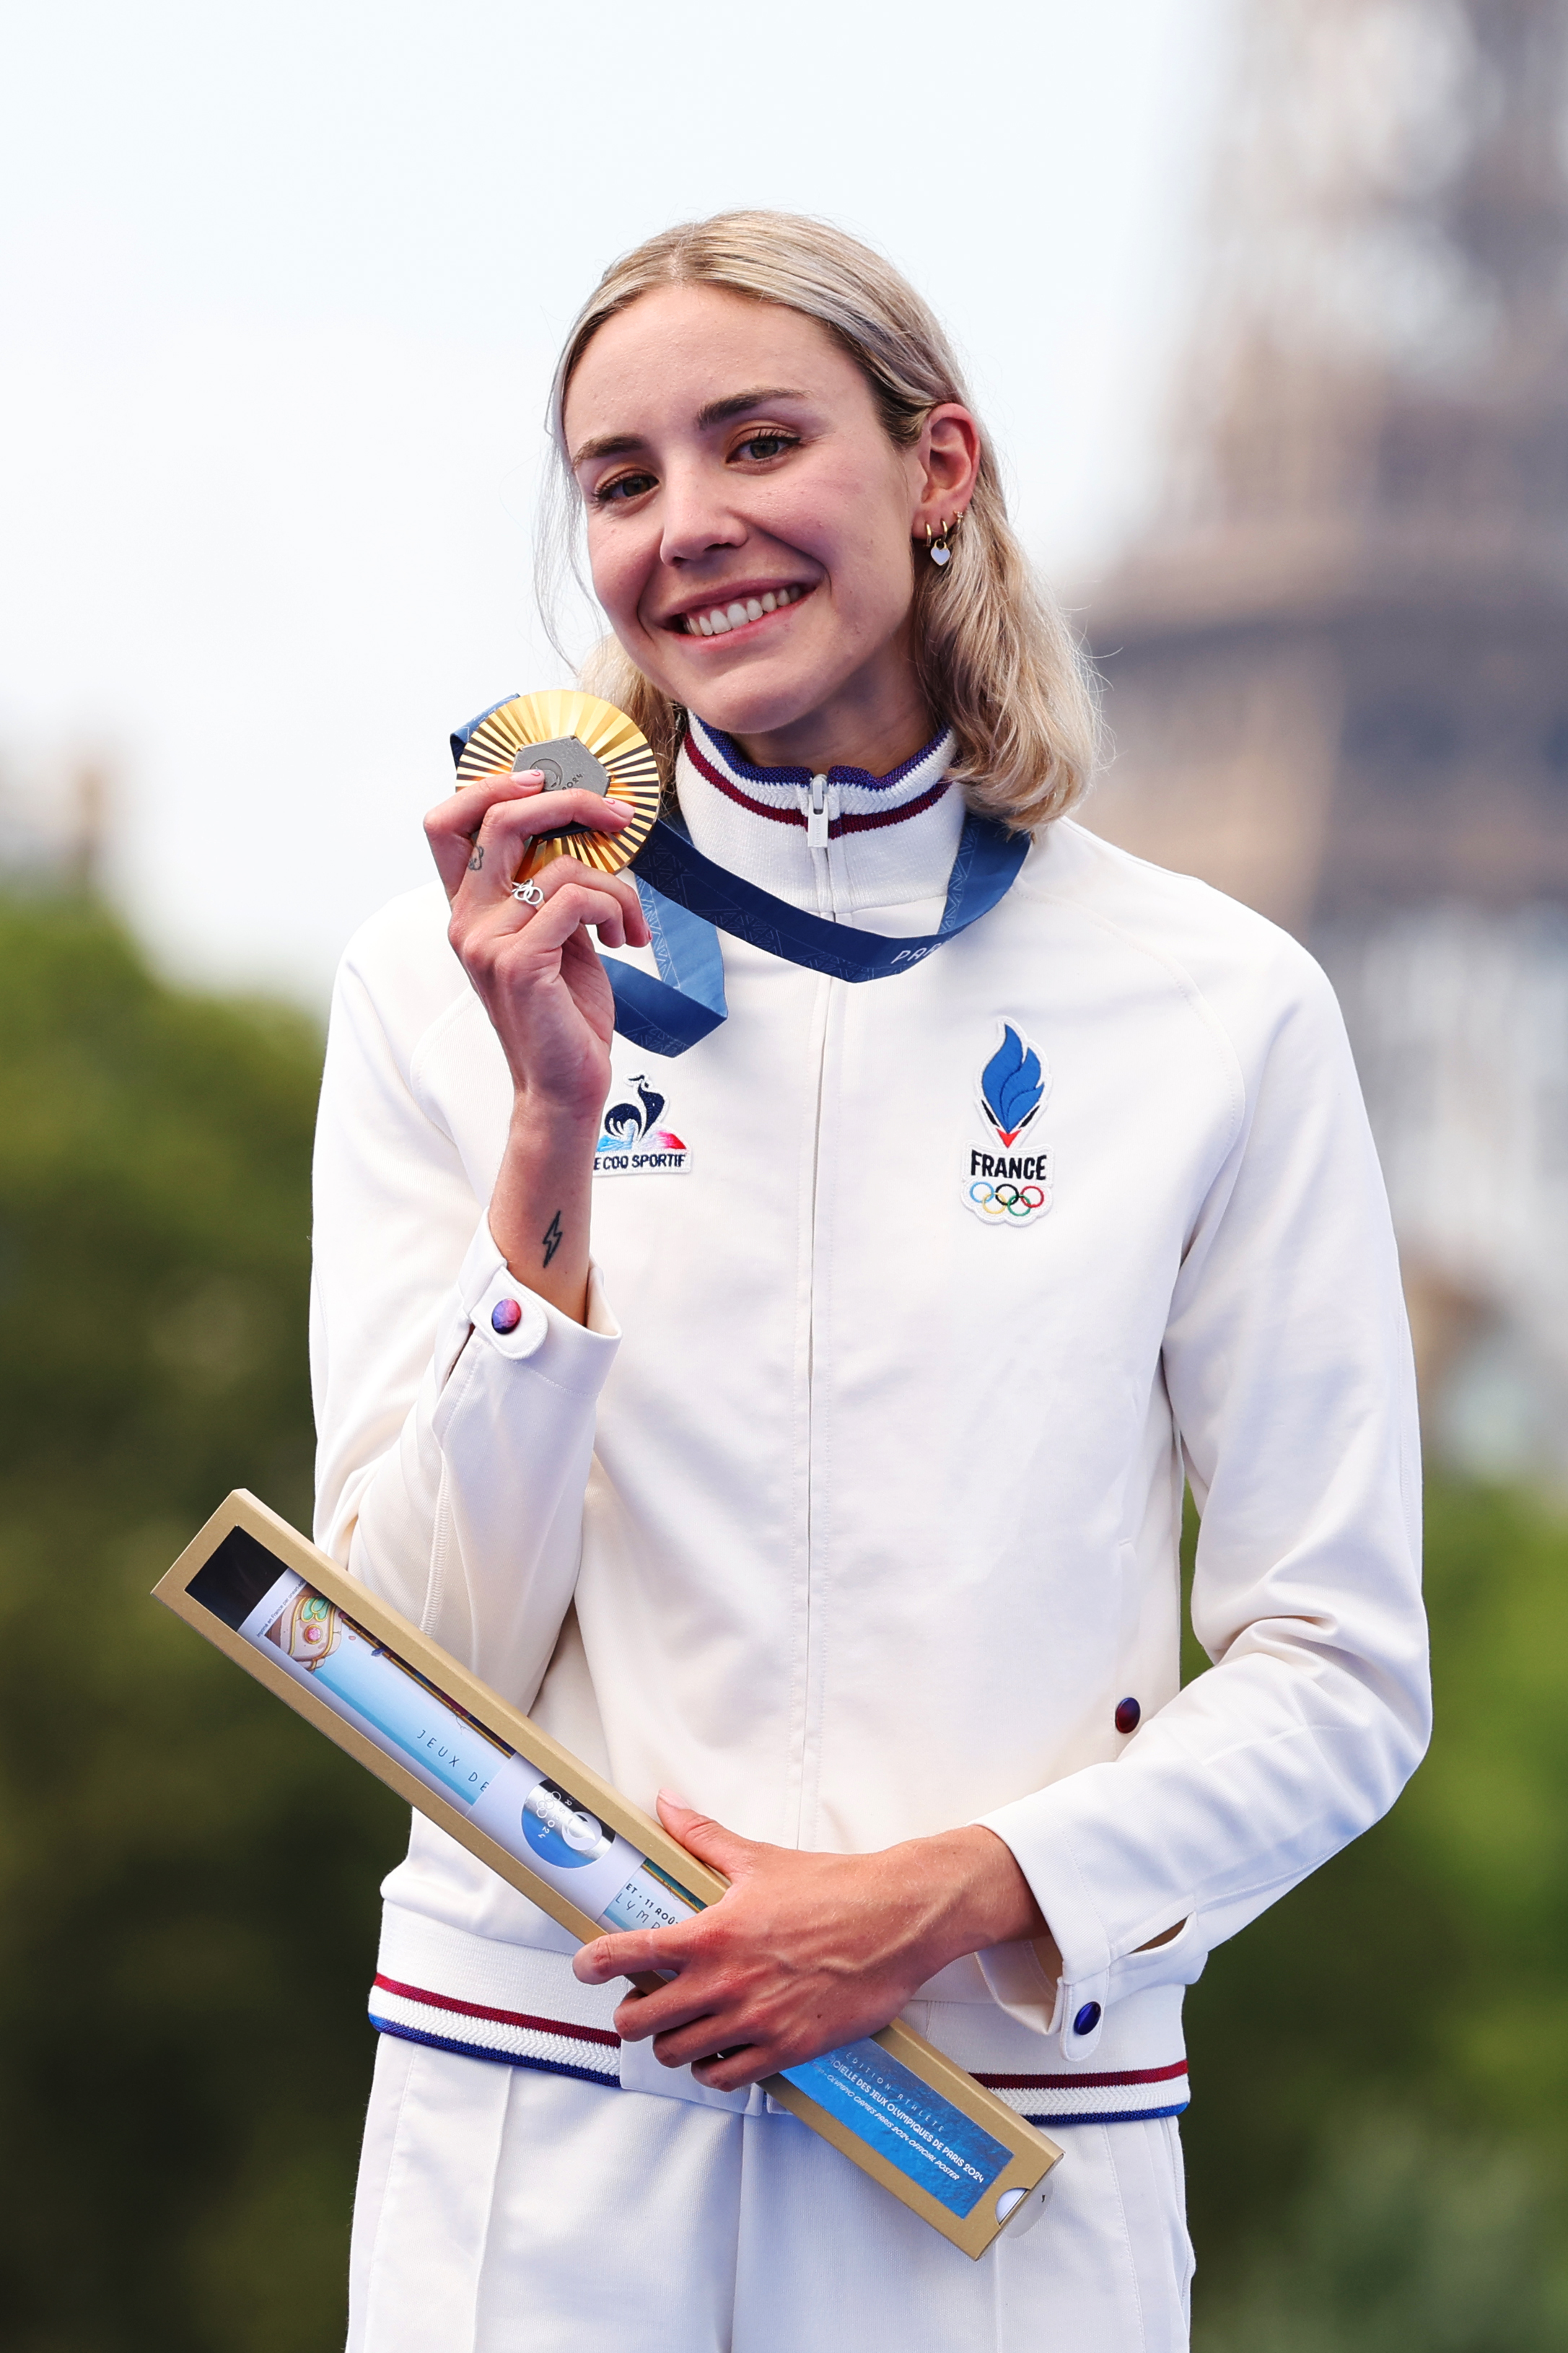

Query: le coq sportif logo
left=594, top=1072, right=691, bottom=1178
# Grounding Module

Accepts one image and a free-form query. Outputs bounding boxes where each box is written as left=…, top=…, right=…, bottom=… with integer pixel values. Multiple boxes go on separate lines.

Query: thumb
left=657, top=1790, right=755, bottom=1884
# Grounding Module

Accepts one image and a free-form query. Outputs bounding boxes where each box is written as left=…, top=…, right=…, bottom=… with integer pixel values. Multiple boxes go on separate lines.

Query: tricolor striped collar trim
left=683, top=717, right=955, bottom=839
left=368, top=1975, right=1189, bottom=2129
left=689, top=715, right=952, bottom=794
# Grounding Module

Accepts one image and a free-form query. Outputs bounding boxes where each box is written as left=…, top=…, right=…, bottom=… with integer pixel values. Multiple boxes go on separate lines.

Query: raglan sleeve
left=310, top=906, right=618, bottom=1703
left=976, top=940, right=1430, bottom=2055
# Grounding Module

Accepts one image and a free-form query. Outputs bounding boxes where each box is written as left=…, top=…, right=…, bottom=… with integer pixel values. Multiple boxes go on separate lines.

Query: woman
left=313, top=211, right=1429, bottom=2352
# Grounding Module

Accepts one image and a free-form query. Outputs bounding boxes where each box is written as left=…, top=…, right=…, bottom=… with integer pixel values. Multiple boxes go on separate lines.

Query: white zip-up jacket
left=311, top=719, right=1429, bottom=2130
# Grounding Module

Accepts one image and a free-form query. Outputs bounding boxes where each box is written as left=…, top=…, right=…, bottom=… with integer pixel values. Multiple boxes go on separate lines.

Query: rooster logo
left=602, top=1076, right=666, bottom=1143
left=979, top=1025, right=1047, bottom=1148
left=595, top=1075, right=688, bottom=1174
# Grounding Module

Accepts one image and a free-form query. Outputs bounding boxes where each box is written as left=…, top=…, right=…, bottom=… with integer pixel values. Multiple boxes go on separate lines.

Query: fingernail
left=657, top=1787, right=692, bottom=1810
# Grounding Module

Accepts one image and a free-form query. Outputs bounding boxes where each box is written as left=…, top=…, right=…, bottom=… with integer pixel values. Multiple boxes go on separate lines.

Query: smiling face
left=562, top=284, right=978, bottom=774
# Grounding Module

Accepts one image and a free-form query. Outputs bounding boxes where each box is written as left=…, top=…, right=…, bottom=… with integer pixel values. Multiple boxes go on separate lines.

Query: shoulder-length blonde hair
left=540, top=210, right=1099, bottom=832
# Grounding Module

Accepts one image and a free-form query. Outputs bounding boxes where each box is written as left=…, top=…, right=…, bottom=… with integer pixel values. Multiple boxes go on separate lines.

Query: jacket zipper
left=793, top=972, right=835, bottom=1846
left=800, top=774, right=836, bottom=919
left=794, top=782, right=837, bottom=1841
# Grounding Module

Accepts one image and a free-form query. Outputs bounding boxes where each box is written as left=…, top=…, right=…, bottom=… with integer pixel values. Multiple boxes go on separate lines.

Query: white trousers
left=348, top=2035, right=1194, bottom=2352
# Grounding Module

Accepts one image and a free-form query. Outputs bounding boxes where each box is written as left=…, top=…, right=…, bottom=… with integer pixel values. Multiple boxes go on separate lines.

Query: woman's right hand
left=425, top=770, right=652, bottom=1125
left=424, top=770, right=654, bottom=1319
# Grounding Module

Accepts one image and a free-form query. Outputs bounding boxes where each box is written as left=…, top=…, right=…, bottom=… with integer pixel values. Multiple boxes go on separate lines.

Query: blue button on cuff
left=1072, top=2001, right=1103, bottom=2038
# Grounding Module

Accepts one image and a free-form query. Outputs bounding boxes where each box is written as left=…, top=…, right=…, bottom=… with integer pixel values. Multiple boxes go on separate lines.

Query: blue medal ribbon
left=452, top=707, right=1029, bottom=1059
left=610, top=812, right=1027, bottom=1055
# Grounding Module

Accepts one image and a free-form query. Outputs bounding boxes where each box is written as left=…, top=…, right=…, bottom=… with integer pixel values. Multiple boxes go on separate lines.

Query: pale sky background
left=1, top=0, right=1230, bottom=1003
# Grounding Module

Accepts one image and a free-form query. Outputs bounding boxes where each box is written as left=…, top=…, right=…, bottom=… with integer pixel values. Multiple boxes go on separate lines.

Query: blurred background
left=1, top=1, right=1565, bottom=2345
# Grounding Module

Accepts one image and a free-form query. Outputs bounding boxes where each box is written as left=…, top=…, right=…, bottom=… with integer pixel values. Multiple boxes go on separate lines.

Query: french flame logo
left=979, top=1024, right=1048, bottom=1148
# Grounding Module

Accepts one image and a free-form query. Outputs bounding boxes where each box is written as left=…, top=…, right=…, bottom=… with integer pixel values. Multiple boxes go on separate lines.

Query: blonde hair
left=540, top=210, right=1099, bottom=831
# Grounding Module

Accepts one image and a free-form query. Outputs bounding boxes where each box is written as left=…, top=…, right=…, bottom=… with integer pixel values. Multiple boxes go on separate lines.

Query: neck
left=724, top=638, right=932, bottom=778
left=676, top=716, right=961, bottom=924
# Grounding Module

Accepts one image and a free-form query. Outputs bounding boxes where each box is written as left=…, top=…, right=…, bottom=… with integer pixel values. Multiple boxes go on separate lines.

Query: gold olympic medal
left=455, top=690, right=660, bottom=881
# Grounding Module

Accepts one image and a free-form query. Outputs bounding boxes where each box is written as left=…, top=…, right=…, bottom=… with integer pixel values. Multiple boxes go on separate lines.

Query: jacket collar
left=675, top=715, right=963, bottom=918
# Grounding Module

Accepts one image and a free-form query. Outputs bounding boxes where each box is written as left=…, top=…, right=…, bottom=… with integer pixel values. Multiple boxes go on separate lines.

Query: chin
left=657, top=655, right=838, bottom=743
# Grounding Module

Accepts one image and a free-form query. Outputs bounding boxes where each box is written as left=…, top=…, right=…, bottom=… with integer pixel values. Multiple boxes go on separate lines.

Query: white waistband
left=371, top=1906, right=1191, bottom=2127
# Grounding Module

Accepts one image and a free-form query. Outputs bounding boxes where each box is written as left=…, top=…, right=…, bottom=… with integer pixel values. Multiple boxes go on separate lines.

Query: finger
left=475, top=785, right=636, bottom=864
left=450, top=844, right=647, bottom=946
left=425, top=773, right=543, bottom=899
left=450, top=824, right=647, bottom=943
left=651, top=2016, right=764, bottom=2072
left=429, top=780, right=634, bottom=900
left=574, top=1923, right=700, bottom=1989
left=530, top=861, right=649, bottom=948
left=610, top=1979, right=720, bottom=2045
left=475, top=870, right=649, bottom=956
left=655, top=1794, right=753, bottom=1885
left=688, top=2046, right=771, bottom=2092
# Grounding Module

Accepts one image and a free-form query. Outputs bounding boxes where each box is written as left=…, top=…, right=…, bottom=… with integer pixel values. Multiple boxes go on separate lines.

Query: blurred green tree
left=1199, top=2116, right=1567, bottom=2352
left=1185, top=1483, right=1568, bottom=2343
left=0, top=894, right=403, bottom=2353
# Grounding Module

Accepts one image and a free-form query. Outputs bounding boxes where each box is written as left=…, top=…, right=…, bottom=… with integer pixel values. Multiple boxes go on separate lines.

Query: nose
left=658, top=457, right=746, bottom=567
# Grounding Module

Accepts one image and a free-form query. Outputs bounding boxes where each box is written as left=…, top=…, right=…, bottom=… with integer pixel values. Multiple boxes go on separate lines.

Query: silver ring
left=509, top=878, right=545, bottom=908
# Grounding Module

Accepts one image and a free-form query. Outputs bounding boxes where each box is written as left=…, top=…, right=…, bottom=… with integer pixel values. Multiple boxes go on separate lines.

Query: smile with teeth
left=678, top=584, right=809, bottom=637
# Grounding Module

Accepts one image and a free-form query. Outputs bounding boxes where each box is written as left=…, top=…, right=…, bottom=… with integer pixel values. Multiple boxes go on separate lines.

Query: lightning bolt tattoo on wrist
left=541, top=1210, right=564, bottom=1269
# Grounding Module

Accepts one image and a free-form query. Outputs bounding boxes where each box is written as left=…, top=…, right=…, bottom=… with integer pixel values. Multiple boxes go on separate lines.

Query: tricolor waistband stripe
left=1027, top=2101, right=1188, bottom=2126
left=372, top=1973, right=620, bottom=2043
left=367, top=1976, right=1189, bottom=2126
left=974, top=2061, right=1190, bottom=2126
left=372, top=2014, right=620, bottom=2087
left=369, top=1973, right=619, bottom=2082
left=977, top=2061, right=1189, bottom=2090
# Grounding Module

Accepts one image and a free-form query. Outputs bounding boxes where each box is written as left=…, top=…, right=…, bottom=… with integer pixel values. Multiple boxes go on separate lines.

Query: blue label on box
left=781, top=2039, right=1013, bottom=2219
left=305, top=1631, right=499, bottom=1804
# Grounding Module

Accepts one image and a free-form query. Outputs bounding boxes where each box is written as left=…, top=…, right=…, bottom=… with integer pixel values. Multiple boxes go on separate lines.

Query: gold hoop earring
left=926, top=517, right=954, bottom=568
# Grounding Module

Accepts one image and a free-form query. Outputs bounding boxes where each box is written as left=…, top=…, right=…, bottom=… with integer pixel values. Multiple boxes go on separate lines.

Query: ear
left=911, top=403, right=981, bottom=540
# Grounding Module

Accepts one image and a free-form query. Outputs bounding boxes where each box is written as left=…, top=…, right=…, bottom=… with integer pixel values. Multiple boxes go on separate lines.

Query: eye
left=734, top=430, right=798, bottom=463
left=594, top=469, right=657, bottom=506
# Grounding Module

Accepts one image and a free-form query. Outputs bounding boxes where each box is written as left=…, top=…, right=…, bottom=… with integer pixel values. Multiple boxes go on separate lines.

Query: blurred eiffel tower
left=1084, top=0, right=1568, bottom=1480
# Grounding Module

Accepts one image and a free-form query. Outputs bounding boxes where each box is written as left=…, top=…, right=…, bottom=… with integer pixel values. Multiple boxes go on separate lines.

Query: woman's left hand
left=571, top=1796, right=1055, bottom=2092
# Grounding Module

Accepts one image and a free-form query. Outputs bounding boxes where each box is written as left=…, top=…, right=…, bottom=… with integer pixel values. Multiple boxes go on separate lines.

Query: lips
left=670, top=583, right=811, bottom=638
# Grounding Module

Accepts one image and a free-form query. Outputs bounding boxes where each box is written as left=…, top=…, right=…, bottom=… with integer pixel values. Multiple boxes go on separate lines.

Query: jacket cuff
left=976, top=1789, right=1208, bottom=2060
left=977, top=1792, right=1111, bottom=1985
left=447, top=1220, right=621, bottom=1393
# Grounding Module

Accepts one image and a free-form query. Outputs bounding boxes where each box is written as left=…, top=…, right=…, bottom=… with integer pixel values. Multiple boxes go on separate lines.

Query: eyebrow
left=696, top=386, right=808, bottom=429
left=569, top=388, right=810, bottom=468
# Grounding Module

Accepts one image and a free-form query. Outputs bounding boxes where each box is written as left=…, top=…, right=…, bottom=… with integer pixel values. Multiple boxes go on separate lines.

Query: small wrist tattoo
left=541, top=1210, right=564, bottom=1269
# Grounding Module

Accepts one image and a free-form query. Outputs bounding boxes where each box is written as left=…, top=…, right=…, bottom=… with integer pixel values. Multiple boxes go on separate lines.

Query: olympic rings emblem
left=968, top=1180, right=1047, bottom=1218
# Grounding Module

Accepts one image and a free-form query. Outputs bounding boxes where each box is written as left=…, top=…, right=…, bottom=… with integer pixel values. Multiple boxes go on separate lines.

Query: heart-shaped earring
left=926, top=518, right=954, bottom=567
